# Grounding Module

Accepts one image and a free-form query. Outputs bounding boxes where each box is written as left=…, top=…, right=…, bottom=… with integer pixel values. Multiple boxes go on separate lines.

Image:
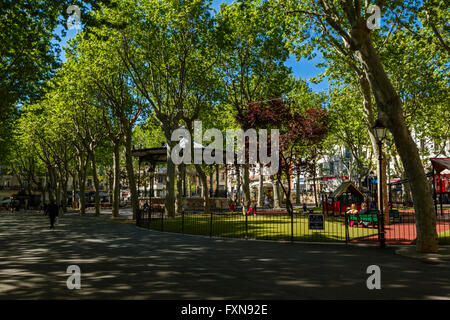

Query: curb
left=395, top=246, right=450, bottom=264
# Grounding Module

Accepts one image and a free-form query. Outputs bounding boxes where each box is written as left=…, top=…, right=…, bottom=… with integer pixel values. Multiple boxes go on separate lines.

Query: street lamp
left=372, top=119, right=387, bottom=248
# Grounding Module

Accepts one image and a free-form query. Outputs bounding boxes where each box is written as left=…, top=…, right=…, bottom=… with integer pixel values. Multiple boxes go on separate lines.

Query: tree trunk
left=107, top=166, right=113, bottom=207
left=235, top=164, right=241, bottom=204
left=225, top=165, right=228, bottom=199
left=48, top=166, right=56, bottom=203
left=195, top=164, right=210, bottom=215
left=377, top=155, right=390, bottom=225
left=359, top=74, right=390, bottom=225
left=71, top=172, right=77, bottom=209
left=61, top=176, right=68, bottom=214
left=295, top=168, right=301, bottom=205
left=258, top=163, right=264, bottom=207
left=355, top=36, right=438, bottom=252
left=124, top=130, right=139, bottom=220
left=112, top=142, right=120, bottom=218
left=78, top=166, right=86, bottom=216
left=55, top=176, right=61, bottom=209
left=175, top=164, right=185, bottom=214
left=209, top=169, right=213, bottom=198
left=165, top=143, right=176, bottom=218
left=90, top=153, right=101, bottom=216
left=215, top=165, right=220, bottom=197
left=241, top=164, right=251, bottom=215
left=312, top=160, right=318, bottom=207
left=272, top=175, right=281, bottom=209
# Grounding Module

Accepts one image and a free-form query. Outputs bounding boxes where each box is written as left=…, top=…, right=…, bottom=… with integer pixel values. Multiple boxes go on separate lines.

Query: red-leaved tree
left=237, top=99, right=329, bottom=217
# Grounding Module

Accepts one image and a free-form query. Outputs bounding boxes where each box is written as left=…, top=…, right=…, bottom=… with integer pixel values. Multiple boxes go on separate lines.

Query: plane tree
left=276, top=0, right=448, bottom=252
left=216, top=0, right=292, bottom=214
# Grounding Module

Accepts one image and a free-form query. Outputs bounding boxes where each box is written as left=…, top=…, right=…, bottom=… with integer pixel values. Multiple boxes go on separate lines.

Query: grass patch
left=438, top=229, right=450, bottom=245
left=146, top=214, right=378, bottom=242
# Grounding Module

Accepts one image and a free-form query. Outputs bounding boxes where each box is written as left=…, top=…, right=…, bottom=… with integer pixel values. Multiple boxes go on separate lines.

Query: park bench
left=347, top=213, right=378, bottom=227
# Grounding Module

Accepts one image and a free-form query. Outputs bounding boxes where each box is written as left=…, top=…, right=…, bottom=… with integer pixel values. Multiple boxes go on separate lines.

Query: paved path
left=0, top=211, right=449, bottom=299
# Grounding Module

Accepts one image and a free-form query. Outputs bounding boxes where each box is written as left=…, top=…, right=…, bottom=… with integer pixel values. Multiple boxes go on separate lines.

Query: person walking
left=47, top=200, right=59, bottom=230
left=42, top=202, right=48, bottom=216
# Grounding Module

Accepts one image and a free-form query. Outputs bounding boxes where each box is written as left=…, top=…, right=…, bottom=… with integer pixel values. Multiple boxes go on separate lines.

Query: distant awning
left=431, top=158, right=450, bottom=174
left=132, top=138, right=227, bottom=164
left=330, top=181, right=365, bottom=199
left=249, top=181, right=289, bottom=189
left=132, top=146, right=168, bottom=163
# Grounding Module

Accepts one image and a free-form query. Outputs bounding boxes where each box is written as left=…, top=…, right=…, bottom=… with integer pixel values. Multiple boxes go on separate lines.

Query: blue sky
left=58, top=0, right=328, bottom=92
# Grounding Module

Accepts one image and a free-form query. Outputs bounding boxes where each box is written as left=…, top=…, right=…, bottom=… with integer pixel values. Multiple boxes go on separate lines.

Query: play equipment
left=322, top=181, right=365, bottom=215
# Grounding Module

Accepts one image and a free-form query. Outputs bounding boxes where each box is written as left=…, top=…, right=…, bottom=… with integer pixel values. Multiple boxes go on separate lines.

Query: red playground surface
left=351, top=217, right=450, bottom=245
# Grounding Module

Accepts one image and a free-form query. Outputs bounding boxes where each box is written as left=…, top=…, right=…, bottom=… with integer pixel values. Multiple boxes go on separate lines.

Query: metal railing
left=136, top=205, right=450, bottom=246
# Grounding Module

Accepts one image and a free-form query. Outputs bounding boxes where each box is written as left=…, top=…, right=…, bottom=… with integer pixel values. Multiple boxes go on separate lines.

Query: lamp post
left=373, top=119, right=387, bottom=248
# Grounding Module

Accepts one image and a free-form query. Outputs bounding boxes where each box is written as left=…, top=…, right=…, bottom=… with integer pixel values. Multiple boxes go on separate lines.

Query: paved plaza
left=0, top=211, right=449, bottom=299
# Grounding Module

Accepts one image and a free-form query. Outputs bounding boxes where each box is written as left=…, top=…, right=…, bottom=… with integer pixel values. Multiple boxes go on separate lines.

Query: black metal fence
left=136, top=205, right=450, bottom=245
left=137, top=206, right=450, bottom=245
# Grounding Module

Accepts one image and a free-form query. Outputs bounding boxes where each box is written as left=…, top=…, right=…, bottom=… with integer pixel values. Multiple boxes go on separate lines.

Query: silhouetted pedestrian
left=43, top=203, right=48, bottom=216
left=47, top=200, right=59, bottom=229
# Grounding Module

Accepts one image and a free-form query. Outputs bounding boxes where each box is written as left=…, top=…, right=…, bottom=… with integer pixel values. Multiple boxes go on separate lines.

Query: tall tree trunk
left=271, top=175, right=281, bottom=209
left=195, top=164, right=210, bottom=215
left=71, top=172, right=77, bottom=209
left=106, top=167, right=112, bottom=208
left=209, top=169, right=213, bottom=198
left=165, top=143, right=176, bottom=218
left=48, top=166, right=56, bottom=203
left=296, top=168, right=301, bottom=205
left=78, top=164, right=86, bottom=216
left=359, top=74, right=390, bottom=225
left=90, top=152, right=101, bottom=216
left=242, top=164, right=251, bottom=215
left=225, top=165, right=228, bottom=199
left=75, top=148, right=89, bottom=215
left=124, top=131, right=139, bottom=220
left=258, top=163, right=264, bottom=207
left=355, top=35, right=438, bottom=252
left=175, top=164, right=185, bottom=214
left=188, top=175, right=191, bottom=197
left=312, top=160, right=318, bottom=207
left=235, top=164, right=241, bottom=204
left=376, top=156, right=390, bottom=224
left=55, top=176, right=61, bottom=209
left=61, top=175, right=68, bottom=214
left=112, top=142, right=120, bottom=218
left=215, top=165, right=220, bottom=197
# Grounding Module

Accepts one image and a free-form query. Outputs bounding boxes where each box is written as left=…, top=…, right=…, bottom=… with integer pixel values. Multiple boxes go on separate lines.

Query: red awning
left=431, top=158, right=450, bottom=173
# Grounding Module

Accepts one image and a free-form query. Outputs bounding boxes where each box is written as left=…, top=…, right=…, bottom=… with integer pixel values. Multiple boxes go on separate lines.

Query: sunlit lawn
left=438, top=229, right=450, bottom=245
left=148, top=214, right=378, bottom=242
